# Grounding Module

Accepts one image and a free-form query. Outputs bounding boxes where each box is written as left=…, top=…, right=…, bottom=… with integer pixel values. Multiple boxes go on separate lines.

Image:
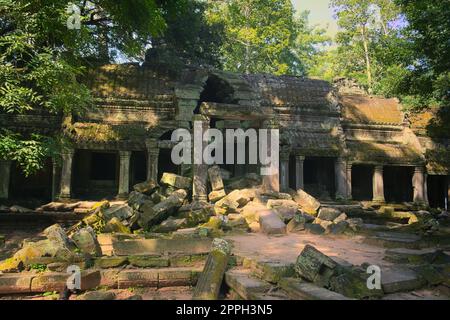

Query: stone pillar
left=412, top=166, right=427, bottom=204
left=295, top=155, right=305, bottom=190
left=117, top=151, right=131, bottom=199
left=261, top=121, right=280, bottom=192
left=192, top=115, right=209, bottom=202
left=335, top=158, right=348, bottom=200
left=372, top=165, right=385, bottom=203
left=51, top=159, right=61, bottom=201
left=145, top=139, right=159, bottom=182
left=346, top=163, right=353, bottom=199
left=59, top=149, right=74, bottom=199
left=280, top=153, right=290, bottom=191
left=446, top=176, right=450, bottom=211
left=0, top=160, right=12, bottom=200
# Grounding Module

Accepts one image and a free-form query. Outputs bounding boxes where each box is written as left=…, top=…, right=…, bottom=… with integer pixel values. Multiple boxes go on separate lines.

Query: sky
left=292, top=0, right=338, bottom=37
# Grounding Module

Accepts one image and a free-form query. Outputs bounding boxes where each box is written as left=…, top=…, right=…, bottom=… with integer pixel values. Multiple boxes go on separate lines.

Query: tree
left=330, top=0, right=403, bottom=91
left=209, top=0, right=329, bottom=76
left=0, top=0, right=171, bottom=175
left=145, top=0, right=225, bottom=68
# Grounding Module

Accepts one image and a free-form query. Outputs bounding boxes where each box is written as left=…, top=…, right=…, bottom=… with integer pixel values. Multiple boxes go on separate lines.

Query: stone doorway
left=9, top=158, right=53, bottom=203
left=72, top=150, right=119, bottom=199
left=303, top=157, right=336, bottom=200
left=130, top=151, right=147, bottom=188
left=427, top=175, right=448, bottom=209
left=383, top=166, right=414, bottom=203
left=351, top=164, right=374, bottom=201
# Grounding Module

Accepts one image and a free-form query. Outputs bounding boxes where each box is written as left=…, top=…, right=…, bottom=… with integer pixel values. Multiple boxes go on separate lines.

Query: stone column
left=412, top=166, right=427, bottom=204
left=280, top=153, right=290, bottom=191
left=295, top=155, right=305, bottom=190
left=346, top=163, right=353, bottom=200
left=51, top=159, right=61, bottom=201
left=117, top=151, right=131, bottom=199
left=261, top=120, right=280, bottom=192
left=0, top=160, right=12, bottom=200
left=59, top=149, right=74, bottom=199
left=372, top=165, right=385, bottom=203
left=145, top=139, right=159, bottom=182
left=335, top=158, right=348, bottom=200
left=192, top=115, right=209, bottom=202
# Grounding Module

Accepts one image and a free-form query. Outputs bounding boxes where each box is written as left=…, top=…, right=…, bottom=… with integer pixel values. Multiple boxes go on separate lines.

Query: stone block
left=160, top=173, right=192, bottom=189
left=259, top=210, right=286, bottom=235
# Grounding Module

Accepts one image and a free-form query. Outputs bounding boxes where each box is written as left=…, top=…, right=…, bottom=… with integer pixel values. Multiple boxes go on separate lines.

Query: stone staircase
left=224, top=252, right=450, bottom=300
left=0, top=236, right=213, bottom=296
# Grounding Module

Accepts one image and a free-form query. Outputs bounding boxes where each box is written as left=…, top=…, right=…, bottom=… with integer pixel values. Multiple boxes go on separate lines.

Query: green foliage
left=29, top=263, right=47, bottom=273
left=0, top=0, right=174, bottom=176
left=209, top=0, right=329, bottom=76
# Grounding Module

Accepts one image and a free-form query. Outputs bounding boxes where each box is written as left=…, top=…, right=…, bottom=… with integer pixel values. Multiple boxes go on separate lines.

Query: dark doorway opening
left=130, top=151, right=147, bottom=188
left=195, top=75, right=236, bottom=114
left=303, top=157, right=336, bottom=200
left=73, top=150, right=118, bottom=199
left=351, top=164, right=373, bottom=201
left=158, top=148, right=178, bottom=181
left=427, top=175, right=448, bottom=209
left=383, top=166, right=413, bottom=203
left=9, top=158, right=53, bottom=203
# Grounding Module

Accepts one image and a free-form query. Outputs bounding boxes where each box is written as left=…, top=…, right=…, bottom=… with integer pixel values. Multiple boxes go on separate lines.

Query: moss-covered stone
left=95, top=256, right=128, bottom=269
left=128, top=255, right=169, bottom=268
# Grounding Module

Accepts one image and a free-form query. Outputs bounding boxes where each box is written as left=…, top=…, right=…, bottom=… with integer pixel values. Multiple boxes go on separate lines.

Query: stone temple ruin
left=0, top=63, right=448, bottom=206
left=0, top=63, right=449, bottom=300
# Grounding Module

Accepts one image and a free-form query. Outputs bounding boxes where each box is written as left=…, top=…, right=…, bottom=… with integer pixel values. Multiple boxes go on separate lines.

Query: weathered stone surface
left=112, top=239, right=212, bottom=256
left=160, top=172, right=192, bottom=189
left=333, top=213, right=348, bottom=224
left=381, top=267, right=426, bottom=293
left=304, top=223, right=325, bottom=235
left=347, top=218, right=364, bottom=232
left=261, top=191, right=292, bottom=200
left=103, top=217, right=131, bottom=234
left=208, top=189, right=226, bottom=202
left=314, top=218, right=334, bottom=231
left=225, top=173, right=261, bottom=190
left=102, top=204, right=133, bottom=221
left=0, top=274, right=33, bottom=294
left=287, top=216, right=306, bottom=233
left=294, top=245, right=337, bottom=286
left=329, top=221, right=349, bottom=235
left=178, top=209, right=211, bottom=226
left=292, top=189, right=320, bottom=215
left=152, top=217, right=188, bottom=233
left=95, top=256, right=128, bottom=269
left=133, top=180, right=158, bottom=194
left=267, top=199, right=299, bottom=222
left=139, top=189, right=187, bottom=227
left=225, top=269, right=271, bottom=300
left=43, top=224, right=73, bottom=249
left=117, top=269, right=158, bottom=288
left=252, top=261, right=295, bottom=283
left=318, top=207, right=342, bottom=221
left=77, top=290, right=116, bottom=300
left=193, top=238, right=231, bottom=300
left=127, top=191, right=152, bottom=210
left=280, top=278, right=353, bottom=300
left=128, top=255, right=169, bottom=268
left=71, top=227, right=102, bottom=257
left=241, top=201, right=266, bottom=224
left=31, top=270, right=101, bottom=292
left=259, top=210, right=286, bottom=235
left=329, top=267, right=384, bottom=299
left=208, top=165, right=225, bottom=191
left=384, top=248, right=446, bottom=264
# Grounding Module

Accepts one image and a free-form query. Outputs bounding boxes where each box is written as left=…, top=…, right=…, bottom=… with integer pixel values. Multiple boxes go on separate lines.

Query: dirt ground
left=225, top=233, right=393, bottom=267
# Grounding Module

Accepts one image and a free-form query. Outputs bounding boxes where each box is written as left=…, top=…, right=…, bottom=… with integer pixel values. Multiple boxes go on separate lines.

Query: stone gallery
left=0, top=62, right=449, bottom=300
left=0, top=63, right=448, bottom=206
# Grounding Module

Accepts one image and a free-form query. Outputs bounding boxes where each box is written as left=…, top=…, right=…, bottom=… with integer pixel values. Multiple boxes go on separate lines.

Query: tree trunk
left=361, top=27, right=372, bottom=90
left=193, top=238, right=231, bottom=300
